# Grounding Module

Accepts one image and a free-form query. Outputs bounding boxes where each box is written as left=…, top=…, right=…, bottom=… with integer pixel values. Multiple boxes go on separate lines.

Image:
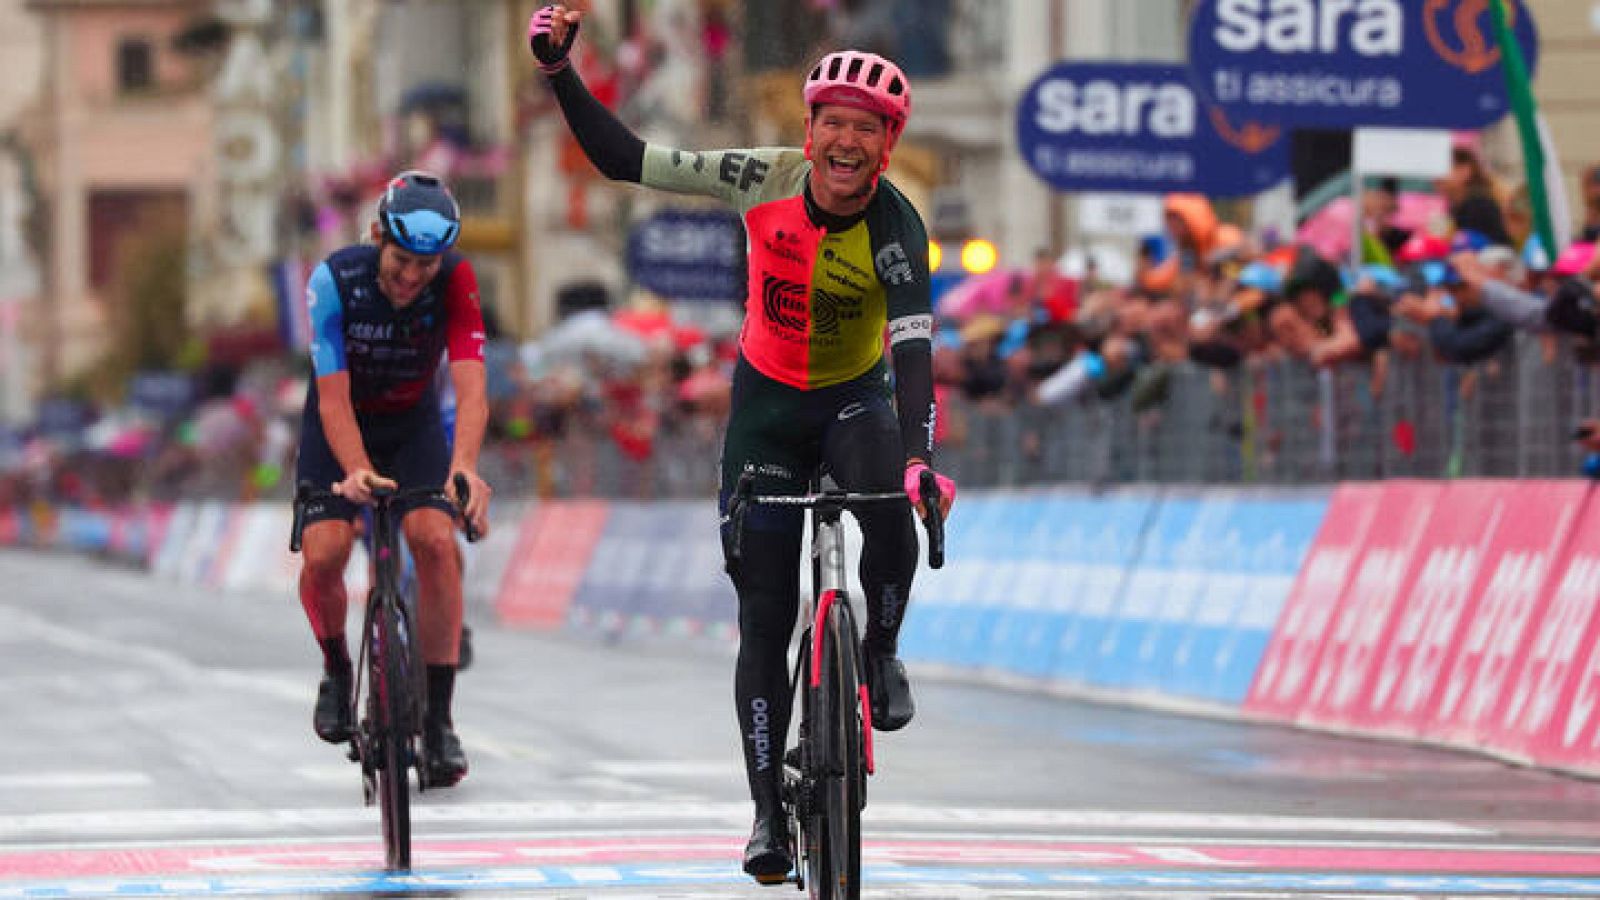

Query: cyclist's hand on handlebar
left=903, top=460, right=955, bottom=520
left=529, top=3, right=583, bottom=74
left=332, top=469, right=395, bottom=506
left=447, top=469, right=492, bottom=539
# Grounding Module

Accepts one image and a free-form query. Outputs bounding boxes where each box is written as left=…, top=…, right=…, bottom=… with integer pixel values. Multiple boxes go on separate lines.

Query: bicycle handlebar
left=452, top=472, right=481, bottom=544
left=726, top=474, right=945, bottom=570
left=918, top=468, right=945, bottom=570
left=289, top=478, right=479, bottom=552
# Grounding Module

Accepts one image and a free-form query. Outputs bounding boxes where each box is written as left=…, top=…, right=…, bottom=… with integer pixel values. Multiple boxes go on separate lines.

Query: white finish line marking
left=0, top=773, right=151, bottom=790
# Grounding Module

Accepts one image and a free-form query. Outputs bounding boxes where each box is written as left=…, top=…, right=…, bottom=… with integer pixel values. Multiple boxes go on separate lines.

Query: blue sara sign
left=1016, top=63, right=1290, bottom=197
left=625, top=208, right=745, bottom=302
left=1187, top=0, right=1540, bottom=129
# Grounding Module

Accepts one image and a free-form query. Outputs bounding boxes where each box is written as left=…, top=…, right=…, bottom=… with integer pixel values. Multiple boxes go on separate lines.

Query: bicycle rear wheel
left=370, top=592, right=415, bottom=871
left=811, top=596, right=863, bottom=900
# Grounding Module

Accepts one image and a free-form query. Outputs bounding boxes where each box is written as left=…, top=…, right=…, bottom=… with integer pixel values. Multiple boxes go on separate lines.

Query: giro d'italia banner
left=1187, top=0, right=1540, bottom=129
left=1016, top=62, right=1290, bottom=196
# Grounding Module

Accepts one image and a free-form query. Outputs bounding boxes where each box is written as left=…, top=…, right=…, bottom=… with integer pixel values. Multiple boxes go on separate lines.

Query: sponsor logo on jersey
left=876, top=242, right=915, bottom=286
left=718, top=152, right=770, bottom=192
left=670, top=149, right=708, bottom=173
left=822, top=246, right=872, bottom=282
left=810, top=288, right=863, bottom=336
left=762, top=275, right=809, bottom=333
left=889, top=314, right=934, bottom=345
left=348, top=322, right=395, bottom=342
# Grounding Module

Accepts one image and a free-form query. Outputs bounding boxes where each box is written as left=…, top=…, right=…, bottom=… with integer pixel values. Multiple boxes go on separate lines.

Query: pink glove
left=904, top=462, right=955, bottom=514
left=528, top=5, right=579, bottom=75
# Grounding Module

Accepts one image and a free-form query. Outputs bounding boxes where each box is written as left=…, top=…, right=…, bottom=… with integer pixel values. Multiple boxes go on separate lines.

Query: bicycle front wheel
left=370, top=592, right=415, bottom=871
left=814, top=596, right=863, bottom=900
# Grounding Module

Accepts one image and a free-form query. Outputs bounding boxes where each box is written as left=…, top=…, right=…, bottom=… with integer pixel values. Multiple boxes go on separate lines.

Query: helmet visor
left=383, top=208, right=459, bottom=254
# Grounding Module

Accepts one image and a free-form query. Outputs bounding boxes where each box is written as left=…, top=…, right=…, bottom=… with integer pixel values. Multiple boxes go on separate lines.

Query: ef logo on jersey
left=875, top=242, right=915, bottom=287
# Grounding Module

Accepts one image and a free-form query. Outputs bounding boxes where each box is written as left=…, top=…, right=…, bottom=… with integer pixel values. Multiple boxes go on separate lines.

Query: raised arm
left=529, top=4, right=644, bottom=183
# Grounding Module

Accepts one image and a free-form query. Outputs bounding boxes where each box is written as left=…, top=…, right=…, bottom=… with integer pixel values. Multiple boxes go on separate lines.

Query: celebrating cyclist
left=295, top=170, right=492, bottom=788
left=530, top=5, right=955, bottom=881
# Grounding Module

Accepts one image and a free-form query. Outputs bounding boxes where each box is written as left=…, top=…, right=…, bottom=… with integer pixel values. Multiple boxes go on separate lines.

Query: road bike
left=290, top=474, right=479, bottom=871
left=726, top=470, right=945, bottom=898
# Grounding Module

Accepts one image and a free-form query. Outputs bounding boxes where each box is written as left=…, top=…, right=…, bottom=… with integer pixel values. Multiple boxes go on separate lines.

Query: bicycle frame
left=363, top=493, right=421, bottom=870
left=805, top=493, right=877, bottom=776
left=728, top=474, right=941, bottom=899
left=291, top=477, right=477, bottom=873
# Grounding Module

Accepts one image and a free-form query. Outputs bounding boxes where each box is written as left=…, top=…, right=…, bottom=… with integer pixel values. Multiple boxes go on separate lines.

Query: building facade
left=27, top=0, right=215, bottom=386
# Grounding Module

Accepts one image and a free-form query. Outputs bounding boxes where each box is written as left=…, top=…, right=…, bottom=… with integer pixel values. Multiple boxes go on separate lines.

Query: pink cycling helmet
left=803, top=50, right=911, bottom=146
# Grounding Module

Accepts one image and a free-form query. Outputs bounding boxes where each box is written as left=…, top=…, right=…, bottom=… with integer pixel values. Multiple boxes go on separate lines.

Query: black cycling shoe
left=742, top=814, right=792, bottom=885
left=865, top=652, right=915, bottom=732
left=423, top=721, right=469, bottom=787
left=313, top=673, right=353, bottom=744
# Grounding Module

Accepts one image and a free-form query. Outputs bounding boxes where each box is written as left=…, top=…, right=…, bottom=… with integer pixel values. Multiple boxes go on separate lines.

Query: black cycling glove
left=528, top=5, right=580, bottom=75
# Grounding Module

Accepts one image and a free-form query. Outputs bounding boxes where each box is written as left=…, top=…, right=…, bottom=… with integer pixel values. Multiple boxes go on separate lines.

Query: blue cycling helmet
left=378, top=170, right=460, bottom=254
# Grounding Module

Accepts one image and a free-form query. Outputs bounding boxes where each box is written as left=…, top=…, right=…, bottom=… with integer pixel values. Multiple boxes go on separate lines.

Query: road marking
left=0, top=773, right=150, bottom=790
left=0, top=604, right=550, bottom=770
left=6, top=864, right=1600, bottom=897
left=12, top=836, right=1600, bottom=878
left=0, top=605, right=304, bottom=704
left=0, top=803, right=1493, bottom=840
left=590, top=761, right=731, bottom=778
left=12, top=832, right=1600, bottom=871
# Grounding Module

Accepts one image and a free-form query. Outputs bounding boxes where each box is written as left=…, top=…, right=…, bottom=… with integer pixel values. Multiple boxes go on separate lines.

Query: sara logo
left=1423, top=0, right=1516, bottom=74
left=1192, top=0, right=1539, bottom=129
left=1207, top=107, right=1281, bottom=154
left=1017, top=62, right=1290, bottom=195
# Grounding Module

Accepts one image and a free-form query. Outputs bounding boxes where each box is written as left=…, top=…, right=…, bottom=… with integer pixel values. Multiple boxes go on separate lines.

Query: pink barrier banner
left=1244, top=483, right=1382, bottom=718
left=204, top=507, right=249, bottom=588
left=1298, top=481, right=1441, bottom=730
left=1488, top=488, right=1600, bottom=764
left=142, top=504, right=175, bottom=569
left=1429, top=481, right=1588, bottom=746
left=1498, top=486, right=1600, bottom=771
left=495, top=501, right=609, bottom=629
left=1347, top=481, right=1503, bottom=736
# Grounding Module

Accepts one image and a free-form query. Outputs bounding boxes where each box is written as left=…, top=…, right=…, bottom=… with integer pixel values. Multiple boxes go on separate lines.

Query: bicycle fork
left=809, top=507, right=875, bottom=778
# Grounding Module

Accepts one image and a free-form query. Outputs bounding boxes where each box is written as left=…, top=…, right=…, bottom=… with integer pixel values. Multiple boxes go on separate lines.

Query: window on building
left=88, top=191, right=187, bottom=292
left=117, top=37, right=155, bottom=94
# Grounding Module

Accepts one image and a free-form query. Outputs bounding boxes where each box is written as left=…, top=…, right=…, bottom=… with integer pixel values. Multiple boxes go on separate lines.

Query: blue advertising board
left=1016, top=62, right=1290, bottom=196
left=1187, top=0, right=1540, bottom=129
left=625, top=208, right=745, bottom=302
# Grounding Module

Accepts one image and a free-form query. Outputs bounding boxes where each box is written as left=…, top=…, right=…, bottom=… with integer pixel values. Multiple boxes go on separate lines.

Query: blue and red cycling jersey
left=306, top=245, right=486, bottom=414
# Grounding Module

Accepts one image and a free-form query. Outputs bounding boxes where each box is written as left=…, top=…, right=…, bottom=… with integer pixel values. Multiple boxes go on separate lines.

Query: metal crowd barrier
left=365, top=335, right=1600, bottom=502
left=203, top=333, right=1600, bottom=499
left=936, top=334, right=1597, bottom=490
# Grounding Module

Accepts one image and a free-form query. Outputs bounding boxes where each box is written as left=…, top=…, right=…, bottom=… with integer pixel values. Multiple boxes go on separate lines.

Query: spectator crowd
left=12, top=141, right=1600, bottom=505
left=936, top=144, right=1600, bottom=465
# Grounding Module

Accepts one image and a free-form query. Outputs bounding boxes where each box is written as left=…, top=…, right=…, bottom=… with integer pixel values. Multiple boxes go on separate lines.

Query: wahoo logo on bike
left=750, top=697, right=774, bottom=772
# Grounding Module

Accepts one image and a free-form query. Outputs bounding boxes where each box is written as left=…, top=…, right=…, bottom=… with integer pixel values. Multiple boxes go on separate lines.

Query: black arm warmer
left=891, top=340, right=936, bottom=464
left=547, top=67, right=645, bottom=184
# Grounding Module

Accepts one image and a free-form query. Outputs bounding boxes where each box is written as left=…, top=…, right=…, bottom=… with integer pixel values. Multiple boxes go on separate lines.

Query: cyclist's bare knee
left=403, top=511, right=459, bottom=573
left=301, top=521, right=354, bottom=580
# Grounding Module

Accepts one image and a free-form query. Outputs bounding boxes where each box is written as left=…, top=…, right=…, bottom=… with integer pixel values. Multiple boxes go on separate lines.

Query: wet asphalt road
left=4, top=549, right=1600, bottom=898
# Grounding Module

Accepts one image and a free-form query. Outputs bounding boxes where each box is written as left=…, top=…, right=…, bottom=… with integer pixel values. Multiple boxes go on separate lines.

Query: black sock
left=427, top=665, right=457, bottom=727
left=320, top=637, right=351, bottom=681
